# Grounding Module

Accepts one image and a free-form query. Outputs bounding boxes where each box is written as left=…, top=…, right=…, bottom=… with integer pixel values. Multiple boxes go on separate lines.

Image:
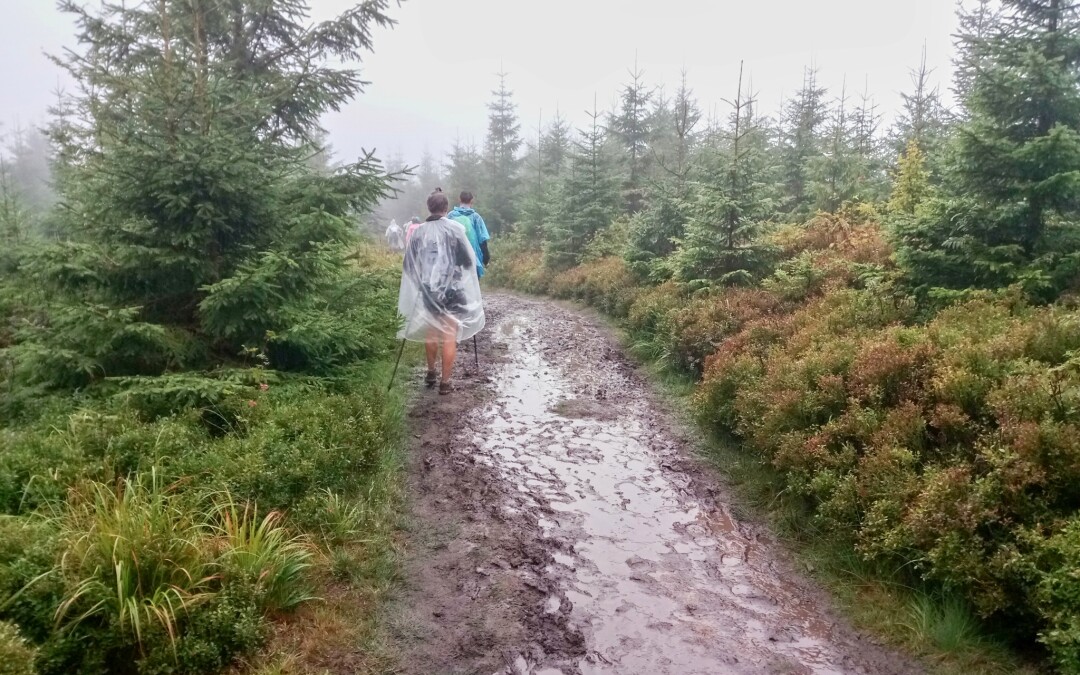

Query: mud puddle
left=391, top=294, right=918, bottom=675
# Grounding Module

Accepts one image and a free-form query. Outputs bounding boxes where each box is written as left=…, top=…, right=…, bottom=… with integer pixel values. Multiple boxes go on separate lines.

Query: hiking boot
left=439, top=381, right=453, bottom=395
left=425, top=370, right=437, bottom=387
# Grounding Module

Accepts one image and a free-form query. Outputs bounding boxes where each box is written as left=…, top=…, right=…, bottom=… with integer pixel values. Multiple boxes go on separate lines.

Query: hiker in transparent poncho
left=385, top=218, right=404, bottom=251
left=398, top=190, right=485, bottom=394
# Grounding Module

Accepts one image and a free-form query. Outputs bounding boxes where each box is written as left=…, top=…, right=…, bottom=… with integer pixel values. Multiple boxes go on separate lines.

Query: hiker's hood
left=450, top=206, right=476, bottom=217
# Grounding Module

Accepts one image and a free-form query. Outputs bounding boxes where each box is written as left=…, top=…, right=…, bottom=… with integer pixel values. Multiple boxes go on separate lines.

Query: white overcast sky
left=0, top=0, right=960, bottom=169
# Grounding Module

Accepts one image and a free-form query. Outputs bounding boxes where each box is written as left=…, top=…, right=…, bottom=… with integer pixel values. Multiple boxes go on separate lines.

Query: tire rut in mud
left=386, top=293, right=920, bottom=675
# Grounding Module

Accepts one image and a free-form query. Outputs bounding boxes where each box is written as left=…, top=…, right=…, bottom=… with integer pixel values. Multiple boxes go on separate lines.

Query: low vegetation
left=488, top=206, right=1080, bottom=672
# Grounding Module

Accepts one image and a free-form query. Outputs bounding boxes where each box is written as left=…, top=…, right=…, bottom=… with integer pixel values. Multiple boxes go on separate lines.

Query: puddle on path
left=473, top=311, right=901, bottom=675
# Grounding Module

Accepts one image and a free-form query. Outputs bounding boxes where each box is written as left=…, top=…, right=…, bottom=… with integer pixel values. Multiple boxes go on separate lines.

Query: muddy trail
left=387, top=293, right=918, bottom=675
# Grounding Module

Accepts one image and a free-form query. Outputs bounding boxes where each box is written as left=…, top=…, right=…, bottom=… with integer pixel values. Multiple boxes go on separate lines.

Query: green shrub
left=178, top=387, right=391, bottom=511
left=1032, top=519, right=1080, bottom=674
left=694, top=291, right=1080, bottom=667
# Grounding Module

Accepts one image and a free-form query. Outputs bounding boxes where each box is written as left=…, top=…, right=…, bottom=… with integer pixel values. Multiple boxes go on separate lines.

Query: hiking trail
left=386, top=293, right=918, bottom=675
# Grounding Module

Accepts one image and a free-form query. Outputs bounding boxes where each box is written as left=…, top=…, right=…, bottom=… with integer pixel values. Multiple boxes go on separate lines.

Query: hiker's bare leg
left=440, top=322, right=458, bottom=384
left=425, top=328, right=439, bottom=378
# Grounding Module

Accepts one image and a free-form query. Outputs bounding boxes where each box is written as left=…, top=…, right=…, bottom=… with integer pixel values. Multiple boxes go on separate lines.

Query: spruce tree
left=887, top=140, right=932, bottom=215
left=777, top=67, right=828, bottom=218
left=483, top=72, right=523, bottom=233
left=0, top=157, right=29, bottom=245
left=544, top=102, right=620, bottom=270
left=445, top=139, right=485, bottom=202
left=809, top=84, right=859, bottom=213
left=675, top=64, right=776, bottom=287
left=609, top=62, right=653, bottom=214
left=807, top=80, right=886, bottom=211
left=625, top=70, right=701, bottom=278
left=18, top=0, right=395, bottom=388
left=519, top=111, right=572, bottom=238
left=671, top=70, right=702, bottom=180
left=540, top=111, right=573, bottom=180
left=850, top=83, right=890, bottom=203
left=897, top=0, right=1080, bottom=297
left=5, top=126, right=55, bottom=216
left=890, top=46, right=950, bottom=159
left=953, top=0, right=1001, bottom=105
left=647, top=85, right=676, bottom=180
left=417, top=148, right=444, bottom=195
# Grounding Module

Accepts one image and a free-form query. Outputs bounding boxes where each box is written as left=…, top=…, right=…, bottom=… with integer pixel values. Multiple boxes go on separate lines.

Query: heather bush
left=695, top=293, right=1080, bottom=663
left=549, top=257, right=641, bottom=317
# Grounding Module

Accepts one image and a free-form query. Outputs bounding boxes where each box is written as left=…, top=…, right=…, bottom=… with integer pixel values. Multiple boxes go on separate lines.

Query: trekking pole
left=387, top=277, right=423, bottom=393
left=387, top=337, right=407, bottom=393
left=473, top=334, right=479, bottom=370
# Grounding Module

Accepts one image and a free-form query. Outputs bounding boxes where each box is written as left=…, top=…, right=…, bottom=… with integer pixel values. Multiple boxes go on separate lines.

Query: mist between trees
left=376, top=40, right=953, bottom=259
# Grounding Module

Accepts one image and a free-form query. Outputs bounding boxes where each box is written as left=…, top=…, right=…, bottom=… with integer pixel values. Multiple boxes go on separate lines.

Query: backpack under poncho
left=397, top=217, right=485, bottom=342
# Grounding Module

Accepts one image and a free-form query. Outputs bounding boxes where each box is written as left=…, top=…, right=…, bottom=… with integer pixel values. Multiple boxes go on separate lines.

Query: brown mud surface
left=386, top=293, right=921, bottom=675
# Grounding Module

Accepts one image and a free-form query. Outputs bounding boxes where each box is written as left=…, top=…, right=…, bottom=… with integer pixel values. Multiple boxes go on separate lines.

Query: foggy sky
left=0, top=0, right=960, bottom=168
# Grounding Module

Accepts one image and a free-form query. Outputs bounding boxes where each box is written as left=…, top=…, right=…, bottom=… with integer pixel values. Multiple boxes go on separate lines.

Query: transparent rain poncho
left=397, top=217, right=485, bottom=342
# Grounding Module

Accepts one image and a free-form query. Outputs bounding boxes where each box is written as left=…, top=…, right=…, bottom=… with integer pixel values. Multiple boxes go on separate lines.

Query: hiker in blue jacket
left=448, top=191, right=491, bottom=278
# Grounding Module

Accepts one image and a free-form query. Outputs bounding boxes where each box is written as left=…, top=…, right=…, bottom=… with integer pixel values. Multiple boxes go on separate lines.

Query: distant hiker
left=385, top=218, right=404, bottom=251
left=398, top=191, right=485, bottom=395
left=448, top=191, right=491, bottom=278
left=404, top=216, right=423, bottom=244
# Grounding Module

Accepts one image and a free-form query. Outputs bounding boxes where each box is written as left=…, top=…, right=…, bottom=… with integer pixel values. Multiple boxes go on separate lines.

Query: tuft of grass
left=54, top=469, right=216, bottom=652
left=295, top=489, right=369, bottom=548
left=902, top=593, right=987, bottom=654
left=214, top=500, right=316, bottom=614
left=328, top=547, right=358, bottom=583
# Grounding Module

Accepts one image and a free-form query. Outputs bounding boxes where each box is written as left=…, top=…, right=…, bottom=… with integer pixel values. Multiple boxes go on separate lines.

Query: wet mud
left=389, top=293, right=920, bottom=675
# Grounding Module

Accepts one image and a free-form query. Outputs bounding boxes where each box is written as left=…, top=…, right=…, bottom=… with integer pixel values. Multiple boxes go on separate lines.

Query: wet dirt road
left=389, top=293, right=917, bottom=675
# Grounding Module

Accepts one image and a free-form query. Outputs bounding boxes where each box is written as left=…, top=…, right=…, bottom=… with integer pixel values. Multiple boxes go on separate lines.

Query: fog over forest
left=2, top=0, right=958, bottom=178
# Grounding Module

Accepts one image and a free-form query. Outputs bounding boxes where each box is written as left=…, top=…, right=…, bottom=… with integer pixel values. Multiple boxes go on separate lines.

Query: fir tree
left=483, top=72, right=523, bottom=233
left=544, top=101, right=620, bottom=270
left=609, top=61, right=653, bottom=214
left=20, top=0, right=395, bottom=388
left=675, top=64, right=776, bottom=287
left=778, top=67, right=828, bottom=218
left=897, top=0, right=1080, bottom=297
